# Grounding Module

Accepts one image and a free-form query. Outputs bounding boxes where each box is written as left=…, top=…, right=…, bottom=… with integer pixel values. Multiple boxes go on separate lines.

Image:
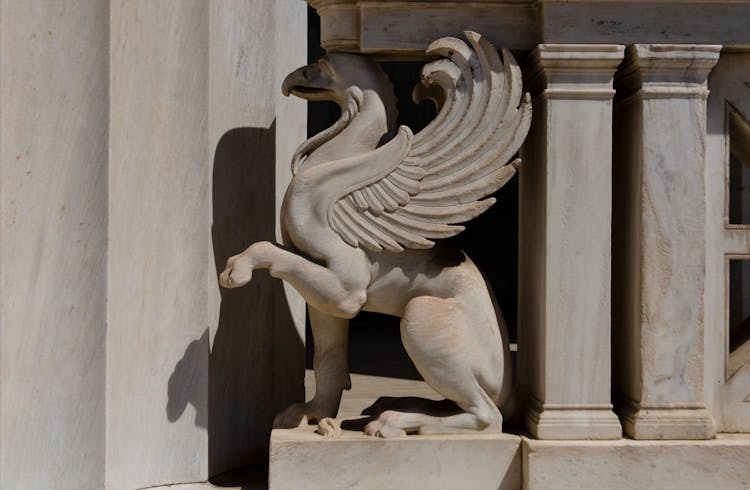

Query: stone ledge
left=523, top=435, right=750, bottom=490
left=309, top=1, right=750, bottom=56
left=269, top=426, right=521, bottom=489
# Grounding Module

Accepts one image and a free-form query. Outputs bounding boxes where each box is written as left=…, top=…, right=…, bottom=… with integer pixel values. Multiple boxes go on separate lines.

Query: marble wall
left=1, top=1, right=306, bottom=488
left=107, top=2, right=211, bottom=487
left=1, top=1, right=109, bottom=488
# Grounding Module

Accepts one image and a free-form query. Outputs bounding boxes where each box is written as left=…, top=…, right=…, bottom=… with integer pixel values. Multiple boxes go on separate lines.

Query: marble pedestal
left=612, top=44, right=720, bottom=440
left=269, top=427, right=521, bottom=490
left=523, top=435, right=750, bottom=490
left=518, top=44, right=624, bottom=440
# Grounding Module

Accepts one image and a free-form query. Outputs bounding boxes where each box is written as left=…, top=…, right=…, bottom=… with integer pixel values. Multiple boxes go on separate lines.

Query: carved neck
left=331, top=89, right=392, bottom=151
left=294, top=86, right=397, bottom=172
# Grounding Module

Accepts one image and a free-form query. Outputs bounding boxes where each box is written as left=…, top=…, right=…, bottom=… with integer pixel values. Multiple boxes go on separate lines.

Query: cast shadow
left=209, top=122, right=304, bottom=479
left=166, top=121, right=304, bottom=487
left=166, top=328, right=209, bottom=429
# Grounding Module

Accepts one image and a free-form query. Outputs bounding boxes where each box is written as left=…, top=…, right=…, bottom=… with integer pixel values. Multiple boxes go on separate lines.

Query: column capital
left=524, top=44, right=625, bottom=98
left=616, top=44, right=721, bottom=96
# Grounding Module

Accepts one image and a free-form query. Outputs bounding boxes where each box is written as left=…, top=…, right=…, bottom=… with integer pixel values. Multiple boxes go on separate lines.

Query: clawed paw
left=316, top=418, right=342, bottom=438
left=364, top=412, right=407, bottom=438
left=219, top=253, right=253, bottom=288
left=364, top=419, right=383, bottom=437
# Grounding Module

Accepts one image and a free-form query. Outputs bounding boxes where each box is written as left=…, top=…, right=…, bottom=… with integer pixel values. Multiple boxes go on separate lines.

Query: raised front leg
left=219, top=241, right=368, bottom=318
left=274, top=307, right=350, bottom=429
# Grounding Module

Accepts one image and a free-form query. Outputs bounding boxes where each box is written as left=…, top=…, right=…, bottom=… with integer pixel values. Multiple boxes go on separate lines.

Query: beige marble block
left=519, top=44, right=624, bottom=440
left=310, top=0, right=538, bottom=55
left=523, top=435, right=750, bottom=490
left=542, top=2, right=750, bottom=46
left=107, top=2, right=211, bottom=488
left=270, top=426, right=522, bottom=490
left=0, top=1, right=108, bottom=488
left=613, top=44, right=721, bottom=440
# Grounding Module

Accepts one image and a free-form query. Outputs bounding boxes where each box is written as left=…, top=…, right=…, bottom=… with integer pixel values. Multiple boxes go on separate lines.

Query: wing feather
left=380, top=178, right=411, bottom=205
left=393, top=165, right=426, bottom=180
left=411, top=163, right=519, bottom=206
left=367, top=210, right=435, bottom=249
left=388, top=172, right=421, bottom=195
left=361, top=186, right=385, bottom=216
left=371, top=182, right=399, bottom=212
left=398, top=199, right=495, bottom=224
left=326, top=32, right=531, bottom=252
left=337, top=200, right=392, bottom=251
left=383, top=212, right=464, bottom=238
left=351, top=189, right=369, bottom=210
left=331, top=206, right=361, bottom=247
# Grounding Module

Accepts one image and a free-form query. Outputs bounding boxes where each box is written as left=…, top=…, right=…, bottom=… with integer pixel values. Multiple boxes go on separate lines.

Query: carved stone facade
left=2, top=1, right=750, bottom=489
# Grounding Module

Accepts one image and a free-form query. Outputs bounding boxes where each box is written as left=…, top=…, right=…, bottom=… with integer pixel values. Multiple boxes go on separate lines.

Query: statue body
left=220, top=32, right=531, bottom=437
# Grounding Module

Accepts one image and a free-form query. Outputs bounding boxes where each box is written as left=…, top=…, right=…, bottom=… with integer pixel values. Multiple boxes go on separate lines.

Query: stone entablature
left=310, top=0, right=750, bottom=57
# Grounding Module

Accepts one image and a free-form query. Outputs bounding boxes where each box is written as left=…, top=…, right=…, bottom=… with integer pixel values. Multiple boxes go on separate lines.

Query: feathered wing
left=329, top=31, right=532, bottom=253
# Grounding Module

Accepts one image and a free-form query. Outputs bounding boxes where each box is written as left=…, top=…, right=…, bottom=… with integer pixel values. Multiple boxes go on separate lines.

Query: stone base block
left=620, top=406, right=716, bottom=439
left=523, top=435, right=750, bottom=490
left=269, top=426, right=521, bottom=490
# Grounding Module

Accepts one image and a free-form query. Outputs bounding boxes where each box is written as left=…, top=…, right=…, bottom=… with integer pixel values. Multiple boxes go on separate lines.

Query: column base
left=526, top=398, right=622, bottom=439
left=619, top=403, right=716, bottom=439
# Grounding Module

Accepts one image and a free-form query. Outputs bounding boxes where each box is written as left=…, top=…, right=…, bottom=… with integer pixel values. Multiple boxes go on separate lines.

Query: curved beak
left=282, top=65, right=309, bottom=96
left=281, top=62, right=332, bottom=100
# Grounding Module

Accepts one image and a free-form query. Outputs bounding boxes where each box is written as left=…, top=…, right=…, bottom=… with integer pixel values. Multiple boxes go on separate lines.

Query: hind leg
left=364, top=296, right=504, bottom=437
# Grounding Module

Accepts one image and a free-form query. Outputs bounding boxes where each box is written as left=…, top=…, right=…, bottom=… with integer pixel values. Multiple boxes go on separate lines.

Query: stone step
left=270, top=426, right=522, bottom=490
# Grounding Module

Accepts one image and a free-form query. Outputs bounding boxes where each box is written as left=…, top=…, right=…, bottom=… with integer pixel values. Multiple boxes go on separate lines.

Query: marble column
left=2, top=1, right=306, bottom=487
left=107, top=1, right=306, bottom=488
left=0, top=1, right=109, bottom=488
left=107, top=3, right=211, bottom=488
left=519, top=44, right=624, bottom=439
left=612, top=44, right=720, bottom=439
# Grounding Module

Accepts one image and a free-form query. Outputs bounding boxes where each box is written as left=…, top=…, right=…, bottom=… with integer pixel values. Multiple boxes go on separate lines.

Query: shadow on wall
left=165, top=121, right=304, bottom=484
left=209, top=122, right=304, bottom=477
left=166, top=328, right=209, bottom=429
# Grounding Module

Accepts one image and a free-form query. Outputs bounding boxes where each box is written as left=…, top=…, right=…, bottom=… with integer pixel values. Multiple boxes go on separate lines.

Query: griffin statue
left=219, top=31, right=531, bottom=438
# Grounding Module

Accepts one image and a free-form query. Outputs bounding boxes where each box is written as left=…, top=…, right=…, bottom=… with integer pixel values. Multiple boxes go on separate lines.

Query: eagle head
left=282, top=53, right=389, bottom=107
